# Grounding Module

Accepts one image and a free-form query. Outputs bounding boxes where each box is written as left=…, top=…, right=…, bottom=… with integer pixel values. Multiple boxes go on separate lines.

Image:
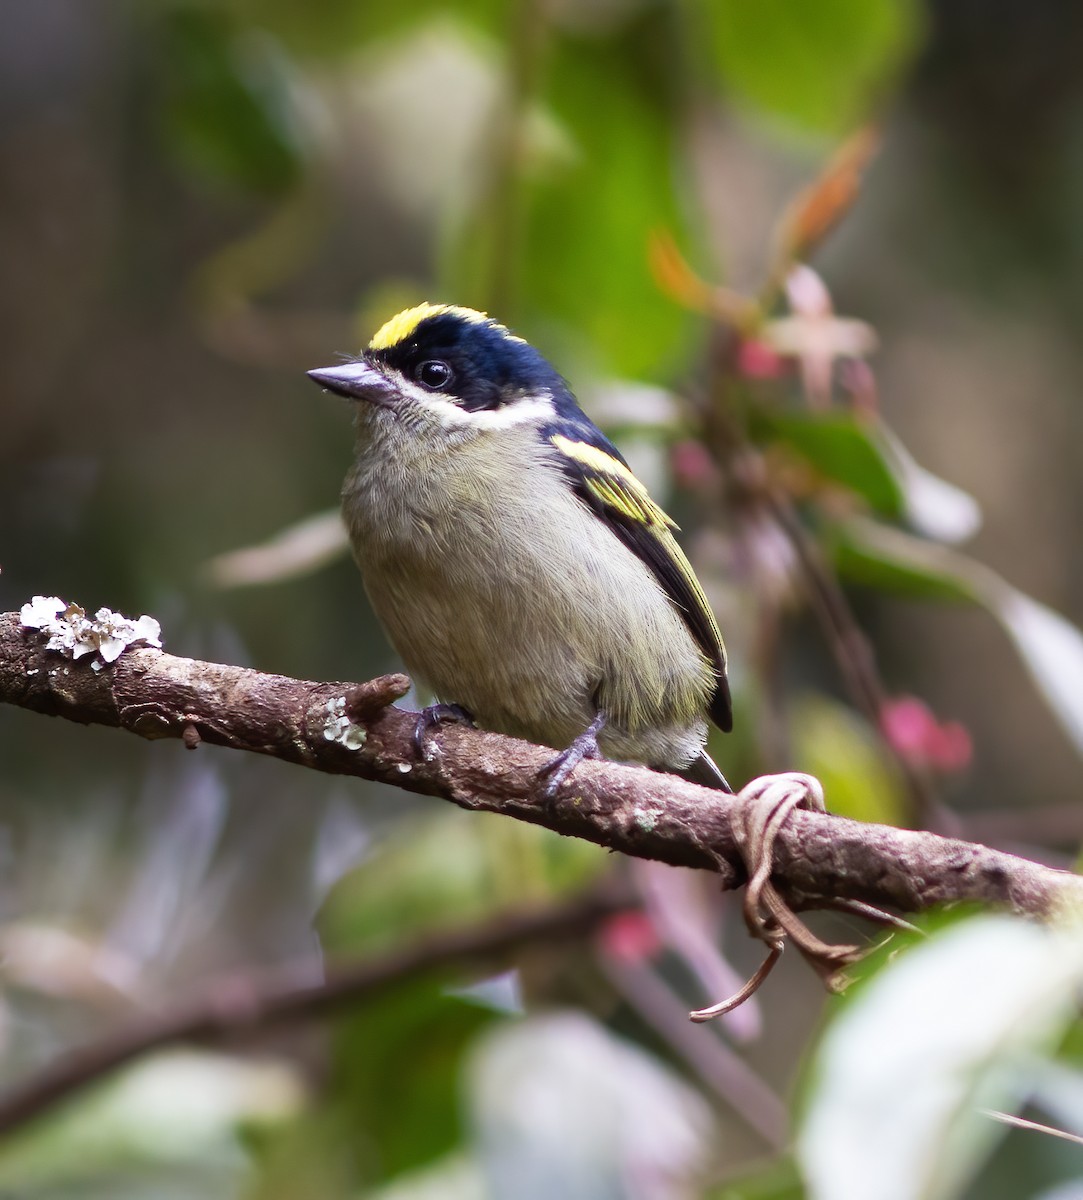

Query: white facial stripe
left=368, top=371, right=462, bottom=422
left=392, top=388, right=555, bottom=432
left=466, top=395, right=556, bottom=431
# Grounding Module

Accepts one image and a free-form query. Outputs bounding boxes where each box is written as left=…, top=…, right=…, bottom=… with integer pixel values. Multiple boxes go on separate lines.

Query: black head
left=363, top=303, right=567, bottom=412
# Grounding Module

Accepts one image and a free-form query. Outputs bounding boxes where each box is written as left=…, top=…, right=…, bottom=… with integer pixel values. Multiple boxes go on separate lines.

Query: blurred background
left=2, top=0, right=1083, bottom=1196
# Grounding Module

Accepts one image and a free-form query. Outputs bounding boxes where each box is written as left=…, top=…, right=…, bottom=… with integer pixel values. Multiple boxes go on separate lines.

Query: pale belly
left=344, top=427, right=713, bottom=768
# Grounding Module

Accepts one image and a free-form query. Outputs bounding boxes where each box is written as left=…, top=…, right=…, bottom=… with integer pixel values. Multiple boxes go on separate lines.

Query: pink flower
left=736, top=338, right=787, bottom=379
left=598, top=910, right=661, bottom=965
left=880, top=696, right=973, bottom=774
left=670, top=439, right=716, bottom=488
left=926, top=720, right=973, bottom=773
left=758, top=266, right=877, bottom=407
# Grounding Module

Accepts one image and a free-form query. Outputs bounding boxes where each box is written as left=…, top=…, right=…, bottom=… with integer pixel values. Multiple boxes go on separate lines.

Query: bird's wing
left=548, top=431, right=732, bottom=733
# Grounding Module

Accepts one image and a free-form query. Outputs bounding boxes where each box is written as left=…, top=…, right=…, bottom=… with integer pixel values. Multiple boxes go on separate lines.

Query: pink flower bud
left=598, top=910, right=661, bottom=965
left=670, top=439, right=715, bottom=488
left=736, top=338, right=787, bottom=379
left=880, top=696, right=972, bottom=774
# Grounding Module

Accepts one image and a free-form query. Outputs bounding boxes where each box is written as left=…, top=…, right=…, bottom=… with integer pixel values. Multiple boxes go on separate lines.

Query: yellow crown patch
left=368, top=303, right=523, bottom=351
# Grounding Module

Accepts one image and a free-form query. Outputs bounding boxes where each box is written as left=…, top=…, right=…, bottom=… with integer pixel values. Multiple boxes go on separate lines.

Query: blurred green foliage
left=4, top=0, right=1083, bottom=1197
left=330, top=985, right=496, bottom=1184
left=159, top=7, right=305, bottom=195
left=319, top=812, right=608, bottom=957
left=707, top=0, right=920, bottom=133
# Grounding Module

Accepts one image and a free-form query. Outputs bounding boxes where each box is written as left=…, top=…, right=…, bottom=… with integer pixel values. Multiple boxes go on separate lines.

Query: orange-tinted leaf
left=773, top=127, right=881, bottom=270
left=648, top=230, right=760, bottom=332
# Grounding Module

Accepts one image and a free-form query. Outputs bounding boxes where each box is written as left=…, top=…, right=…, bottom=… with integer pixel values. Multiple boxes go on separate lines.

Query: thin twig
left=980, top=1109, right=1083, bottom=1148
left=0, top=888, right=628, bottom=1138
left=601, top=953, right=789, bottom=1150
left=765, top=494, right=946, bottom=829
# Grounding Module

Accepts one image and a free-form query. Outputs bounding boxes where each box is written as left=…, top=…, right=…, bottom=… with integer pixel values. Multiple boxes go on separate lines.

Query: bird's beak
left=306, top=362, right=399, bottom=408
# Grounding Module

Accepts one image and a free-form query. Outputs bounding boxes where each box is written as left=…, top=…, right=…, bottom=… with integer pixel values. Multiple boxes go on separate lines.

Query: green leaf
left=755, top=411, right=905, bottom=517
left=755, top=413, right=982, bottom=545
left=706, top=0, right=922, bottom=135
left=830, top=518, right=980, bottom=602
left=992, top=588, right=1083, bottom=762
left=798, top=915, right=1083, bottom=1200
left=331, top=985, right=494, bottom=1185
left=445, top=10, right=693, bottom=380
left=703, top=1157, right=804, bottom=1200
left=229, top=0, right=507, bottom=57
left=1024, top=1060, right=1083, bottom=1149
left=874, top=424, right=982, bottom=545
left=833, top=519, right=1083, bottom=760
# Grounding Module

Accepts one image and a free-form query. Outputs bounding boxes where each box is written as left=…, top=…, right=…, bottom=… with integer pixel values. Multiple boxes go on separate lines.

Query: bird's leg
left=413, top=703, right=475, bottom=758
left=538, top=710, right=608, bottom=798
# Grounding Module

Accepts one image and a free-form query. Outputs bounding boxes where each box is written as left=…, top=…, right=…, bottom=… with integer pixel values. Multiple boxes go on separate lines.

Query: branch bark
left=2, top=612, right=1081, bottom=921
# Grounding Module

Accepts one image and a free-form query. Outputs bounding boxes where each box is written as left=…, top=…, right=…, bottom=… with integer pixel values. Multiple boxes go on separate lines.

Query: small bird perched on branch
left=308, top=303, right=732, bottom=794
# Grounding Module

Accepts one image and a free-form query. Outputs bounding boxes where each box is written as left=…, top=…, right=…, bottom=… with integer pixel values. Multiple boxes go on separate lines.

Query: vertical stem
left=766, top=494, right=958, bottom=832
left=693, top=331, right=952, bottom=831
left=486, top=0, right=549, bottom=316
left=752, top=601, right=792, bottom=771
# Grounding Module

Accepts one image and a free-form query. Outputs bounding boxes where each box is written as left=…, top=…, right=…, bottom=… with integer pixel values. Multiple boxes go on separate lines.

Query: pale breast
left=343, top=420, right=713, bottom=764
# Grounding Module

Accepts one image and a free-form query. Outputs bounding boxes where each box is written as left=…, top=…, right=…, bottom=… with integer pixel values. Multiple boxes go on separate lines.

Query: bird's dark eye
left=416, top=360, right=453, bottom=391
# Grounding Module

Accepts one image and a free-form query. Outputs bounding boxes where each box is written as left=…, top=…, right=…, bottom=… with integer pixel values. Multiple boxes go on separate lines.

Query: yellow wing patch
left=550, top=434, right=726, bottom=671
left=369, top=303, right=525, bottom=351
left=551, top=436, right=675, bottom=530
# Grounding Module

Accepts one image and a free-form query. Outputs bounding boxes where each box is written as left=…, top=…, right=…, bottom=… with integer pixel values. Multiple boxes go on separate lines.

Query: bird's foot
left=538, top=711, right=607, bottom=798
left=413, top=703, right=475, bottom=759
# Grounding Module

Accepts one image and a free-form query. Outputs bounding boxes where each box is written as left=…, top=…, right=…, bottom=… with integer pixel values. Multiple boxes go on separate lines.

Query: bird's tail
left=674, top=749, right=733, bottom=794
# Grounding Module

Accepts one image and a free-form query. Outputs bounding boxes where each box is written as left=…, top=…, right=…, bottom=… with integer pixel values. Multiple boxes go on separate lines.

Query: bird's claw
left=537, top=712, right=607, bottom=798
left=413, top=703, right=475, bottom=759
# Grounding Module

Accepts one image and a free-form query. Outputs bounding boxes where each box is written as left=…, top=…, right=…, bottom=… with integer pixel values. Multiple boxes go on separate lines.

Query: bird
left=308, top=302, right=732, bottom=795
